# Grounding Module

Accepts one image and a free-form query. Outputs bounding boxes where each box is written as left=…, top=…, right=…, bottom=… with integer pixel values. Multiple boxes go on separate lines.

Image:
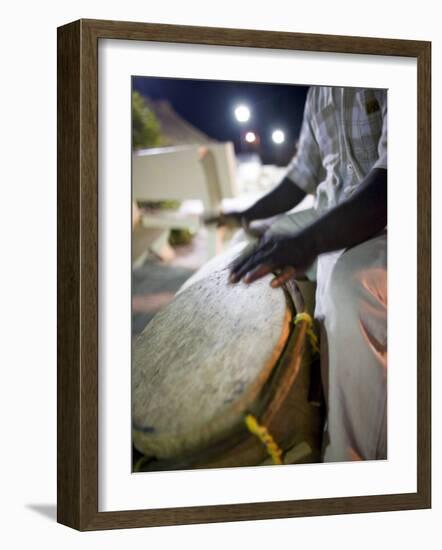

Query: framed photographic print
left=57, top=19, right=431, bottom=530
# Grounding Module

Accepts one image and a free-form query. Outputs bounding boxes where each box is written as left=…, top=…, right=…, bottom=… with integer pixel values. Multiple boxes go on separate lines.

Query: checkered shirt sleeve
left=285, top=88, right=324, bottom=194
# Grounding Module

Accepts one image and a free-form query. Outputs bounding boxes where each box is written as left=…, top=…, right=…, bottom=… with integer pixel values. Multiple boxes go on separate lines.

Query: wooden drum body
left=132, top=243, right=323, bottom=471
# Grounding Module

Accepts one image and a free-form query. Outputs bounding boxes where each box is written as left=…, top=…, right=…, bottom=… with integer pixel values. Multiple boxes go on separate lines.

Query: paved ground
left=131, top=227, right=220, bottom=336
left=132, top=259, right=196, bottom=336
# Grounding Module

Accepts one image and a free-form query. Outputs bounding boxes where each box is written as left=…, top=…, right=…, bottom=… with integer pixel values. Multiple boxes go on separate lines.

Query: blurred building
left=144, top=98, right=215, bottom=146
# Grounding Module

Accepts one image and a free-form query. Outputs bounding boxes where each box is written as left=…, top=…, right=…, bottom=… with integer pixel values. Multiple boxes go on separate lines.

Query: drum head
left=132, top=244, right=293, bottom=460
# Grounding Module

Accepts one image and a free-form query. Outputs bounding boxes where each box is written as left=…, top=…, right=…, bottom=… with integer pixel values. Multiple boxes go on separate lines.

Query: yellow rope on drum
left=244, top=414, right=283, bottom=465
left=244, top=311, right=319, bottom=465
left=294, top=311, right=319, bottom=355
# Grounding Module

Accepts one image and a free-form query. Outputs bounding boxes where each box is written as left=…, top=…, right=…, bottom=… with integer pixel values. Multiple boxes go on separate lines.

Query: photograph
left=131, top=77, right=388, bottom=473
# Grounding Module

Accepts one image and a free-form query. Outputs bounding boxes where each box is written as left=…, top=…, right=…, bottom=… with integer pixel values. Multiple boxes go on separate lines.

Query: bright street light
left=234, top=104, right=251, bottom=123
left=272, top=129, right=285, bottom=144
left=245, top=131, right=256, bottom=143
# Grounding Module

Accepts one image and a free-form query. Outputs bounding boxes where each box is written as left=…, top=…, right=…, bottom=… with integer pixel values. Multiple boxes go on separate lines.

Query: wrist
left=241, top=207, right=256, bottom=223
left=242, top=202, right=271, bottom=223
left=291, top=226, right=321, bottom=259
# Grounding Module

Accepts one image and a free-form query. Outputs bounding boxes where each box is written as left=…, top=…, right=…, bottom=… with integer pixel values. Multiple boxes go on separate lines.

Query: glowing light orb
left=234, top=104, right=251, bottom=123
left=272, top=129, right=285, bottom=144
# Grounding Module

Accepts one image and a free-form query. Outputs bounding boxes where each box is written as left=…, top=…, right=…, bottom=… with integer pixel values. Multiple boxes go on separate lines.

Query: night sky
left=133, top=76, right=309, bottom=165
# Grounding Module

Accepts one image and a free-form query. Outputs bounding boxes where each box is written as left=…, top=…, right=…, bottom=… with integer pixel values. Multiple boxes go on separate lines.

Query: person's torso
left=309, top=86, right=386, bottom=211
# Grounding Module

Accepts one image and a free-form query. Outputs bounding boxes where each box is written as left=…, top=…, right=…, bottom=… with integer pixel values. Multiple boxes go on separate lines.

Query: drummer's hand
left=203, top=210, right=246, bottom=229
left=229, top=233, right=317, bottom=288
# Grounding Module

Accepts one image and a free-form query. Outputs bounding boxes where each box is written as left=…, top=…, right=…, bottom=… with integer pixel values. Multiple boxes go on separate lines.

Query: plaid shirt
left=286, top=86, right=387, bottom=212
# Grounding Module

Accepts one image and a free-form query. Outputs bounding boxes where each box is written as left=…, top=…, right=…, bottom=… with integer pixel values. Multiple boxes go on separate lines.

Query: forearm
left=243, top=177, right=307, bottom=222
left=300, top=168, right=387, bottom=256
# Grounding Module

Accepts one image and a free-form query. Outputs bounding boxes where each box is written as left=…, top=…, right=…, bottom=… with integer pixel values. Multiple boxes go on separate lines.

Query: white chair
left=132, top=143, right=237, bottom=263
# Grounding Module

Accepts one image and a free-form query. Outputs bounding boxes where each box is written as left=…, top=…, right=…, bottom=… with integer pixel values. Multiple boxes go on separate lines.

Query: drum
left=132, top=242, right=324, bottom=471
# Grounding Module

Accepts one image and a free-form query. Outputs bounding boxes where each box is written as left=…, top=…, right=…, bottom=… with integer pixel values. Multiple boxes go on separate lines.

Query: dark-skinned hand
left=203, top=211, right=269, bottom=238
left=229, top=232, right=317, bottom=288
left=203, top=210, right=245, bottom=228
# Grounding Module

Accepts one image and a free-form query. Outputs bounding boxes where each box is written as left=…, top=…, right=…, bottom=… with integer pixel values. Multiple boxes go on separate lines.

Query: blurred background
left=131, top=77, right=312, bottom=337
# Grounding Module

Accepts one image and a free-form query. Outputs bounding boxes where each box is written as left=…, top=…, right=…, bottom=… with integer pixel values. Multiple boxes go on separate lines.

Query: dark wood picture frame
left=57, top=18, right=431, bottom=531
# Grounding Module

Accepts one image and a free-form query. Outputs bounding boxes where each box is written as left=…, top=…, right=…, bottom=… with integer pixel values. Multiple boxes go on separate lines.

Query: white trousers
left=265, top=208, right=388, bottom=462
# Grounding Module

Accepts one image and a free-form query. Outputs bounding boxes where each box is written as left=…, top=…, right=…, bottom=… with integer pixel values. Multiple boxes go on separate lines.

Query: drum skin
left=132, top=243, right=323, bottom=469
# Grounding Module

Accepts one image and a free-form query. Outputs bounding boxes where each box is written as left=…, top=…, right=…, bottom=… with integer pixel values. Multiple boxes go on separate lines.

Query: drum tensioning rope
left=244, top=311, right=319, bottom=465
